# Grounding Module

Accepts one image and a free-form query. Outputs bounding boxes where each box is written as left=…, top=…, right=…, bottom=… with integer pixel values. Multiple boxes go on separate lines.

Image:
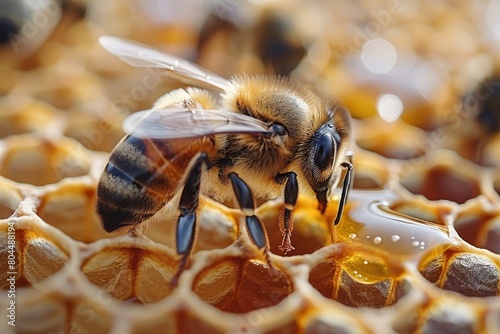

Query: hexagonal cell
left=389, top=199, right=452, bottom=226
left=81, top=237, right=179, bottom=305
left=0, top=134, right=91, bottom=186
left=493, top=169, right=500, bottom=202
left=352, top=150, right=390, bottom=190
left=13, top=290, right=113, bottom=334
left=144, top=199, right=238, bottom=253
left=0, top=216, right=73, bottom=289
left=355, top=118, right=427, bottom=160
left=308, top=248, right=408, bottom=308
left=399, top=150, right=482, bottom=204
left=63, top=104, right=124, bottom=152
left=32, top=68, right=107, bottom=110
left=158, top=309, right=225, bottom=334
left=37, top=181, right=108, bottom=243
left=455, top=77, right=500, bottom=165
left=192, top=256, right=293, bottom=313
left=0, top=179, right=21, bottom=219
left=303, top=312, right=370, bottom=334
left=257, top=196, right=333, bottom=256
left=417, top=300, right=480, bottom=334
left=0, top=96, right=58, bottom=138
left=419, top=249, right=500, bottom=297
left=455, top=202, right=500, bottom=254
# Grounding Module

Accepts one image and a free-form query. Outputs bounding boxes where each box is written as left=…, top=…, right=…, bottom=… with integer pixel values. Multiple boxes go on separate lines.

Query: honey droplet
left=341, top=252, right=390, bottom=284
left=337, top=190, right=455, bottom=258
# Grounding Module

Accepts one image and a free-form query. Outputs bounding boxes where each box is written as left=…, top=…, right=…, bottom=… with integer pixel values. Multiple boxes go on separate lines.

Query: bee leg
left=333, top=161, right=353, bottom=226
left=228, top=172, right=278, bottom=275
left=171, top=152, right=207, bottom=286
left=275, top=172, right=298, bottom=254
left=228, top=172, right=269, bottom=250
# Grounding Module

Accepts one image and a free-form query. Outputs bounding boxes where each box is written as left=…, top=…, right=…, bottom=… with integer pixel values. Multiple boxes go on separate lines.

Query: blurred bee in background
left=197, top=9, right=307, bottom=77
left=96, top=36, right=353, bottom=277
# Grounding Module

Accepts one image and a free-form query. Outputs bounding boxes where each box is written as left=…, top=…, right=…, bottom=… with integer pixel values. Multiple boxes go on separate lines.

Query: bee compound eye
left=314, top=133, right=335, bottom=171
left=272, top=123, right=287, bottom=136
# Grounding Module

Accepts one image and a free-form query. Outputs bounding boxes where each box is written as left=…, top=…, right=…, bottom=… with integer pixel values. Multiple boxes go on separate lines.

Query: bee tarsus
left=276, top=172, right=298, bottom=253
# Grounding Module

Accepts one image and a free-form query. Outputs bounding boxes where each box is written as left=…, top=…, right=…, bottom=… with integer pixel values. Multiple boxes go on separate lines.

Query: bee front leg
left=333, top=160, right=353, bottom=226
left=172, top=152, right=207, bottom=285
left=275, top=172, right=298, bottom=254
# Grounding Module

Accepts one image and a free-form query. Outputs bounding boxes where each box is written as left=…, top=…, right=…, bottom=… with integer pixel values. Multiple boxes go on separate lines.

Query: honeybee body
left=96, top=37, right=353, bottom=264
left=98, top=88, right=219, bottom=229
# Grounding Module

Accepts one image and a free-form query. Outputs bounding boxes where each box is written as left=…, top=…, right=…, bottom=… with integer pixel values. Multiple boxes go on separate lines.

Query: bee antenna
left=333, top=161, right=353, bottom=226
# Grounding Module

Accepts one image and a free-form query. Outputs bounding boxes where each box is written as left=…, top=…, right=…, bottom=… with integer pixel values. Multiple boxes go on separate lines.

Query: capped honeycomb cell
left=63, top=102, right=125, bottom=152
left=81, top=235, right=179, bottom=304
left=0, top=134, right=91, bottom=186
left=0, top=211, right=77, bottom=289
left=37, top=181, right=108, bottom=243
left=308, top=245, right=408, bottom=309
left=418, top=300, right=480, bottom=334
left=192, top=255, right=293, bottom=313
left=419, top=248, right=500, bottom=297
left=0, top=179, right=21, bottom=219
left=30, top=65, right=107, bottom=110
left=0, top=96, right=59, bottom=138
left=303, top=312, right=371, bottom=334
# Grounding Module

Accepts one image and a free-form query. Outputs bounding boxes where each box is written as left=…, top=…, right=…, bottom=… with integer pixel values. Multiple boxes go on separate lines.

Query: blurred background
left=1, top=0, right=500, bottom=169
left=0, top=0, right=499, bottom=161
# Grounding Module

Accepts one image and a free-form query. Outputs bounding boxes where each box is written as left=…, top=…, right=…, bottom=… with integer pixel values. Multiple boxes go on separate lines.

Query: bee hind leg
left=171, top=152, right=207, bottom=286
left=275, top=172, right=298, bottom=254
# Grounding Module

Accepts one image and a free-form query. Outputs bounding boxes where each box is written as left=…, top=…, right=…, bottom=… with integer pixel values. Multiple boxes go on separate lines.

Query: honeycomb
left=1, top=1, right=500, bottom=333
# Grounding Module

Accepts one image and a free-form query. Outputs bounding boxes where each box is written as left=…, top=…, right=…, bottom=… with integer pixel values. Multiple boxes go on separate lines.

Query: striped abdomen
left=96, top=135, right=195, bottom=232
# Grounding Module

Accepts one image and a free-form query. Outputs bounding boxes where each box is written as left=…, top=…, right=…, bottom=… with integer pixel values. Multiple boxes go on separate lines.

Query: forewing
left=99, top=36, right=230, bottom=91
left=123, top=109, right=270, bottom=139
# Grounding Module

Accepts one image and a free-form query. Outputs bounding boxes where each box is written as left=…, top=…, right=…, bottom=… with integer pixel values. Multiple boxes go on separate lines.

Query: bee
left=96, top=36, right=353, bottom=272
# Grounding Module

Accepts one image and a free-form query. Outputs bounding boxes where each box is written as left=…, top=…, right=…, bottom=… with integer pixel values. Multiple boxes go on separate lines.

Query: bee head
left=302, top=122, right=340, bottom=211
left=301, top=102, right=352, bottom=213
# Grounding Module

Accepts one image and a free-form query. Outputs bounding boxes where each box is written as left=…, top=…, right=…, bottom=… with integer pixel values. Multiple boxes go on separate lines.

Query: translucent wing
left=123, top=109, right=270, bottom=139
left=99, top=36, right=230, bottom=91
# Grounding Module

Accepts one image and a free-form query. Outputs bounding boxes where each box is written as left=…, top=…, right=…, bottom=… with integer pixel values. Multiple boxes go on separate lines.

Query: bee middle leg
left=228, top=172, right=269, bottom=250
left=172, top=152, right=207, bottom=285
left=228, top=172, right=278, bottom=275
left=275, top=172, right=298, bottom=253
